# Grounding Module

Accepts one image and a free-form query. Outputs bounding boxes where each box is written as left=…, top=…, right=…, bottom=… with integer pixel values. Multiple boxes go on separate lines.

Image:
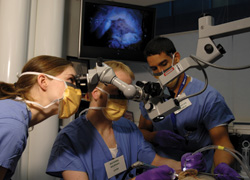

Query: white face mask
left=18, top=72, right=81, bottom=118
left=166, top=53, right=180, bottom=89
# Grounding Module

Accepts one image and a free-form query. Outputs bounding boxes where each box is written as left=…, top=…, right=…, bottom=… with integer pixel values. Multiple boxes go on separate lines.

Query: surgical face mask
left=18, top=72, right=82, bottom=119
left=96, top=87, right=128, bottom=121
left=153, top=53, right=179, bottom=89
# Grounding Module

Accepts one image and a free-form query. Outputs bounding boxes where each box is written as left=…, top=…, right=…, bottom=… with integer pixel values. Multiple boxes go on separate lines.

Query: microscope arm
left=86, top=60, right=144, bottom=101
left=198, top=16, right=250, bottom=39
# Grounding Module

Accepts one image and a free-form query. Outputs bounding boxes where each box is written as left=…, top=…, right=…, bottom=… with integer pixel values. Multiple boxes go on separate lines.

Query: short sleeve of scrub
left=0, top=100, right=30, bottom=179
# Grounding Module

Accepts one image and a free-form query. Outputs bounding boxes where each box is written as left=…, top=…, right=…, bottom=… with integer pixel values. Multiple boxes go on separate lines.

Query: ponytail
left=0, top=82, right=17, bottom=100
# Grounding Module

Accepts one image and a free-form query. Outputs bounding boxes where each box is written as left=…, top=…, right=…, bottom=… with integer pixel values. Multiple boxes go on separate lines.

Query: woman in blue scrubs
left=0, top=55, right=81, bottom=180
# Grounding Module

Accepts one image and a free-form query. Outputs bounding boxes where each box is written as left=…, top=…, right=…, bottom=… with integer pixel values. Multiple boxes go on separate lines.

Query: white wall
left=27, top=1, right=65, bottom=180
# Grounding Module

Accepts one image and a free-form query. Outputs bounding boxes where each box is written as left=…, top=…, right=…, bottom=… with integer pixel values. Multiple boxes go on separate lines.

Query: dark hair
left=0, top=55, right=73, bottom=100
left=144, top=36, right=176, bottom=58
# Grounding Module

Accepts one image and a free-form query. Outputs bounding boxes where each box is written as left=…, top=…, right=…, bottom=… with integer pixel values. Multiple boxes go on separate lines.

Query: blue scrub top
left=0, top=99, right=31, bottom=179
left=140, top=77, right=234, bottom=172
left=47, top=115, right=156, bottom=180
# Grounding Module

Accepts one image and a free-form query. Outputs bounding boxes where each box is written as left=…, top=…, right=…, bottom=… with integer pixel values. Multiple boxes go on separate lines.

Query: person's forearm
left=140, top=129, right=157, bottom=142
left=209, top=126, right=235, bottom=167
left=214, top=148, right=235, bottom=167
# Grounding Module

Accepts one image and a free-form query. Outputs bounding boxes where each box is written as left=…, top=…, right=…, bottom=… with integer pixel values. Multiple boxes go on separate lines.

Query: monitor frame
left=78, top=0, right=156, bottom=62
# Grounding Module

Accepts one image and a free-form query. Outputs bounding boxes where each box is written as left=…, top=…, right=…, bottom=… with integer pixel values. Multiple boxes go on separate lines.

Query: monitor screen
left=79, top=0, right=156, bottom=62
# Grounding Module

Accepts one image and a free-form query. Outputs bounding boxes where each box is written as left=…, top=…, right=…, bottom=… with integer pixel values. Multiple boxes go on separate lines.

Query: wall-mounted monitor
left=78, top=0, right=156, bottom=62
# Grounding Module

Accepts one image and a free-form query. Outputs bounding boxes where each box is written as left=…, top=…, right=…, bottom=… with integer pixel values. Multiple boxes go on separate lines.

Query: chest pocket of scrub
left=183, top=126, right=198, bottom=151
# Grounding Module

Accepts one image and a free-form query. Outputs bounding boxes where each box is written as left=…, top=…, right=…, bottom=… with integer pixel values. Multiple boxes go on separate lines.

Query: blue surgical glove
left=136, top=165, right=175, bottom=180
left=214, top=163, right=242, bottom=180
left=153, top=130, right=186, bottom=149
left=181, top=152, right=206, bottom=172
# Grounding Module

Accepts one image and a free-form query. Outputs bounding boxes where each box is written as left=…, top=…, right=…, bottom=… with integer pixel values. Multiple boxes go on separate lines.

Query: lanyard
left=170, top=74, right=187, bottom=134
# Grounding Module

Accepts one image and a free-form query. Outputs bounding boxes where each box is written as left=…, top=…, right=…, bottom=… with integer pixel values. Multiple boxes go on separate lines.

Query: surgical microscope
left=76, top=14, right=250, bottom=179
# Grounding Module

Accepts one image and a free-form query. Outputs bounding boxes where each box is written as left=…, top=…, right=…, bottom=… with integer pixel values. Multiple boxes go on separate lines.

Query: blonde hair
left=0, top=55, right=73, bottom=100
left=98, top=60, right=134, bottom=88
left=88, top=60, right=135, bottom=101
left=104, top=60, right=134, bottom=78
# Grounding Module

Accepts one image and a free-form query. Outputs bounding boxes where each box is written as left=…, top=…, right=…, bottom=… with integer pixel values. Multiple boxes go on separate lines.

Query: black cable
left=178, top=57, right=208, bottom=102
left=177, top=53, right=250, bottom=102
left=122, top=166, right=134, bottom=180
left=177, top=50, right=250, bottom=102
left=121, top=161, right=157, bottom=180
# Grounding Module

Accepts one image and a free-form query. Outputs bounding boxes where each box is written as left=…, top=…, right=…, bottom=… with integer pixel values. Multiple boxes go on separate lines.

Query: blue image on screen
left=85, top=4, right=144, bottom=50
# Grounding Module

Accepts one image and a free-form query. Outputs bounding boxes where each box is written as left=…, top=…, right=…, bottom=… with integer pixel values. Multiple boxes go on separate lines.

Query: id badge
left=104, top=155, right=127, bottom=179
left=175, top=93, right=192, bottom=114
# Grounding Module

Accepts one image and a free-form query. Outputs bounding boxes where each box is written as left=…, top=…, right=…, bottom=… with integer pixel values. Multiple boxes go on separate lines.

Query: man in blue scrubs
left=46, top=60, right=181, bottom=180
left=138, top=36, right=241, bottom=179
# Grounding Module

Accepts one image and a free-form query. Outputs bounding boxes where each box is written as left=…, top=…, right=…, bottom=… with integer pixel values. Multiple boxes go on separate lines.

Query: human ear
left=174, top=52, right=181, bottom=63
left=91, top=88, right=101, bottom=101
left=37, top=74, right=48, bottom=91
